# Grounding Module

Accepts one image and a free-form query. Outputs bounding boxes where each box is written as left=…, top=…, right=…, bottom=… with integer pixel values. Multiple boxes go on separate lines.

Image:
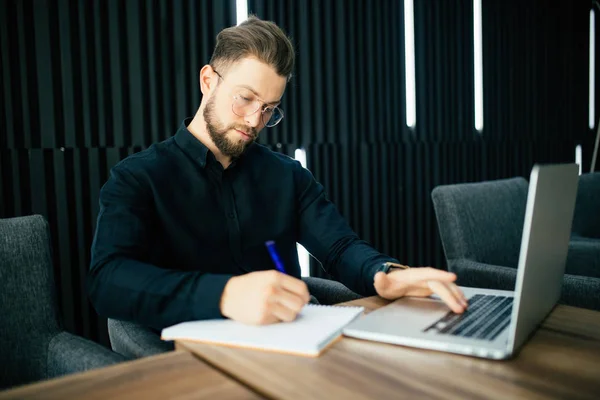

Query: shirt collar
left=174, top=117, right=254, bottom=169
left=174, top=118, right=210, bottom=168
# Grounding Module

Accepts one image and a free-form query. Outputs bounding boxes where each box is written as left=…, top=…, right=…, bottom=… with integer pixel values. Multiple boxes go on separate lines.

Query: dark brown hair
left=209, top=15, right=295, bottom=81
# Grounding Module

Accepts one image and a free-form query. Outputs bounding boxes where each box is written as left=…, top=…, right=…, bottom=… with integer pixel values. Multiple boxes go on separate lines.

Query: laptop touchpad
left=376, top=297, right=450, bottom=328
left=389, top=297, right=450, bottom=313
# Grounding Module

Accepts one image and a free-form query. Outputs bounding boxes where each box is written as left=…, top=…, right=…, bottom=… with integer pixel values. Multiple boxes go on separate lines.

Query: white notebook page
left=161, top=304, right=364, bottom=357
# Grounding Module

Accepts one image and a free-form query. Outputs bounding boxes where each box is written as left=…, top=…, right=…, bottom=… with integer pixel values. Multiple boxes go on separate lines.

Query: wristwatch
left=378, top=261, right=410, bottom=274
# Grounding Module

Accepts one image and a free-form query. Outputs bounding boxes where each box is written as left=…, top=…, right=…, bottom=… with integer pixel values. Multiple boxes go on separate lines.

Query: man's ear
left=199, top=65, right=216, bottom=96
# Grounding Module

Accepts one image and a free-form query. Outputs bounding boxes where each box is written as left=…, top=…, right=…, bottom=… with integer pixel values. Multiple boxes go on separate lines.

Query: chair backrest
left=0, top=215, right=61, bottom=388
left=431, top=177, right=529, bottom=268
left=572, top=172, right=600, bottom=238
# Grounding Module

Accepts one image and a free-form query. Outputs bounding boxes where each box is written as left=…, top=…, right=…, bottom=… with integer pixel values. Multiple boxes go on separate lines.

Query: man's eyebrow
left=238, top=84, right=282, bottom=106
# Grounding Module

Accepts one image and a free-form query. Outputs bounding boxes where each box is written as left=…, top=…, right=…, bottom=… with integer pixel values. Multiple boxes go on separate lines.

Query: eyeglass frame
left=212, top=68, right=285, bottom=128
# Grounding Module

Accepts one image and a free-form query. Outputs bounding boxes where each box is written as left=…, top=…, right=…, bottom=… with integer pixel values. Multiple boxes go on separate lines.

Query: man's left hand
left=373, top=267, right=468, bottom=314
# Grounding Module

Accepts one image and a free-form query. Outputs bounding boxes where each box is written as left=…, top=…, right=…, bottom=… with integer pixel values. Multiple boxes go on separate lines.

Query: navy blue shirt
left=88, top=119, right=398, bottom=330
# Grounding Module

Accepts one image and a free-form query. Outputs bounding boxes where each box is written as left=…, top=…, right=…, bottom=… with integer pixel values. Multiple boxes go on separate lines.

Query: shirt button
left=228, top=212, right=235, bottom=219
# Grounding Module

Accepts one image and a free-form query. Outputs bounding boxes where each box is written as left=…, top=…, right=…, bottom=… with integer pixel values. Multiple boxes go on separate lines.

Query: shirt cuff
left=192, top=273, right=235, bottom=320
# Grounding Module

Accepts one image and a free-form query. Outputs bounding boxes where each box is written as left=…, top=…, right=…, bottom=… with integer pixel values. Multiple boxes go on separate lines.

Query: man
left=89, top=16, right=467, bottom=331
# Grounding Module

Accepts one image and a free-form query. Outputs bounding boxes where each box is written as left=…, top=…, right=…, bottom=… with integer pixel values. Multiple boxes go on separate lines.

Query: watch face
left=384, top=262, right=410, bottom=271
left=380, top=262, right=409, bottom=274
left=379, top=263, right=391, bottom=274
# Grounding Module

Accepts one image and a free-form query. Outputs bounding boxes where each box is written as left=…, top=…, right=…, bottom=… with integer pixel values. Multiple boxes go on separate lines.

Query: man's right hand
left=219, top=270, right=310, bottom=325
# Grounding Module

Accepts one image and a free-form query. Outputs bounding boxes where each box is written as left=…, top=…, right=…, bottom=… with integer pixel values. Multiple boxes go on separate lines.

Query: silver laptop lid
left=507, top=163, right=579, bottom=352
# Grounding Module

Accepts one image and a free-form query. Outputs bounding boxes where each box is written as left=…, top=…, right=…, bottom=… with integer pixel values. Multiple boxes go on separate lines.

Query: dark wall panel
left=250, top=0, right=407, bottom=146
left=306, top=139, right=574, bottom=275
left=1, top=0, right=235, bottom=150
left=249, top=0, right=588, bottom=277
left=1, top=0, right=235, bottom=345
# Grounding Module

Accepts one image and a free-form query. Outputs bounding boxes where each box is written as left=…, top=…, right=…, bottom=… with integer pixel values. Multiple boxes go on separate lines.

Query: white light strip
left=474, top=0, right=484, bottom=132
left=236, top=0, right=248, bottom=25
left=404, top=0, right=416, bottom=128
left=576, top=145, right=583, bottom=175
left=294, top=148, right=310, bottom=277
left=294, top=148, right=307, bottom=168
left=297, top=245, right=310, bottom=277
left=590, top=10, right=596, bottom=130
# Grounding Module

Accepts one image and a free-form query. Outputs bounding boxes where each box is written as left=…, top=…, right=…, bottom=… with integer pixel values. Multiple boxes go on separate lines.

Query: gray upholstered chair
left=567, top=172, right=600, bottom=279
left=431, top=177, right=600, bottom=311
left=0, top=215, right=126, bottom=390
left=108, top=276, right=361, bottom=358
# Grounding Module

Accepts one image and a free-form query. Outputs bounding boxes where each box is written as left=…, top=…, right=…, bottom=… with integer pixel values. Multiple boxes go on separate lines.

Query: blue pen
left=265, top=240, right=286, bottom=274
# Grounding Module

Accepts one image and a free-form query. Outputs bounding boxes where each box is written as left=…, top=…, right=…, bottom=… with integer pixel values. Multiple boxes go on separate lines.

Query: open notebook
left=161, top=304, right=364, bottom=357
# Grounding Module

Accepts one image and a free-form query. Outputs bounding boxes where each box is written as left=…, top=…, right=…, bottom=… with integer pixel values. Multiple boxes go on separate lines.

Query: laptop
left=343, top=163, right=579, bottom=360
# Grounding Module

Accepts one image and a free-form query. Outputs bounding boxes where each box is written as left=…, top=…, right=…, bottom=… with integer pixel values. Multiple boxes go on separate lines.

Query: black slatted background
left=0, top=0, right=235, bottom=345
left=0, top=0, right=594, bottom=345
left=249, top=0, right=590, bottom=277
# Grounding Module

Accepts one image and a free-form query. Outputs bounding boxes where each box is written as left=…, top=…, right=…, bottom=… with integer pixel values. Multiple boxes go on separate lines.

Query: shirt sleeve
left=88, top=164, right=233, bottom=330
left=294, top=162, right=400, bottom=296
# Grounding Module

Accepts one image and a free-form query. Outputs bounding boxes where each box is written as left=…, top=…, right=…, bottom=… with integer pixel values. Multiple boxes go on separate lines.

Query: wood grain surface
left=0, top=350, right=262, bottom=400
left=178, top=297, right=600, bottom=400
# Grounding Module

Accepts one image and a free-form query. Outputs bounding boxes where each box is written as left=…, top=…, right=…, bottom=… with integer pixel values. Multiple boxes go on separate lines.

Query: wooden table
left=0, top=350, right=262, bottom=399
left=177, top=297, right=600, bottom=400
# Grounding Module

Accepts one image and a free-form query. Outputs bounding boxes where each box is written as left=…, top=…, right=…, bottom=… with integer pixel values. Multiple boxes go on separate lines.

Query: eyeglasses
left=213, top=69, right=284, bottom=128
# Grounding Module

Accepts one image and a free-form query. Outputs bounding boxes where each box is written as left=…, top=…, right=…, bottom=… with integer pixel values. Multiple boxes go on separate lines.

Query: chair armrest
left=107, top=319, right=175, bottom=359
left=450, top=258, right=600, bottom=311
left=561, top=274, right=600, bottom=311
left=302, top=277, right=362, bottom=305
left=47, top=331, right=126, bottom=379
left=448, top=259, right=517, bottom=291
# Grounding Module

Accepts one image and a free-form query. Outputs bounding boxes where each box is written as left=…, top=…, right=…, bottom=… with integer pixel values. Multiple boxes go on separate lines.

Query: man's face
left=203, top=58, right=287, bottom=158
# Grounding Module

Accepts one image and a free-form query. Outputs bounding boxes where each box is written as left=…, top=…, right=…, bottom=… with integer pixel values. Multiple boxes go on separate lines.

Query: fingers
left=405, top=267, right=457, bottom=284
left=277, top=273, right=310, bottom=304
left=258, top=312, right=280, bottom=325
left=375, top=268, right=456, bottom=299
left=223, top=271, right=312, bottom=325
left=447, top=282, right=468, bottom=309
left=273, top=286, right=307, bottom=315
left=373, top=267, right=467, bottom=314
left=260, top=272, right=310, bottom=323
left=263, top=287, right=307, bottom=323
left=428, top=281, right=466, bottom=314
left=269, top=301, right=301, bottom=322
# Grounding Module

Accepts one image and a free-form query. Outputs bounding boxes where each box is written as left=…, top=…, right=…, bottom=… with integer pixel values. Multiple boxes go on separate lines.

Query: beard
left=203, top=95, right=257, bottom=159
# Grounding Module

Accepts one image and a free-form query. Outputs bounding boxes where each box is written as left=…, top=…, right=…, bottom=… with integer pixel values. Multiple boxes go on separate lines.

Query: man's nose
left=245, top=110, right=263, bottom=128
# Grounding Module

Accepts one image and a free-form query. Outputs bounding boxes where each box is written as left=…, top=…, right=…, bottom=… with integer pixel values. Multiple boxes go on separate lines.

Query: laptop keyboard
left=423, top=294, right=513, bottom=341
